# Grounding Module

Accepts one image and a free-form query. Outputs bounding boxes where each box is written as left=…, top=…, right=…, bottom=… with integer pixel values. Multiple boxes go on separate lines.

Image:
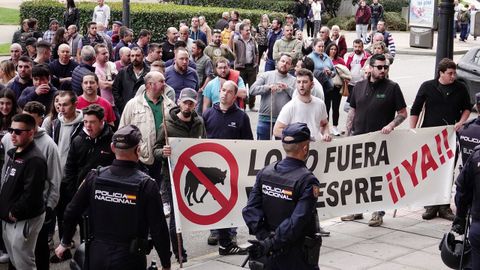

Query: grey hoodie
left=41, top=109, right=84, bottom=170
left=2, top=127, right=61, bottom=209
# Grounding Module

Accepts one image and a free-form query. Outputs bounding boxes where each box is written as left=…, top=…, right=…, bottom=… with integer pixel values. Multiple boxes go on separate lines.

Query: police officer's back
left=452, top=145, right=480, bottom=269
left=458, top=93, right=480, bottom=165
left=242, top=122, right=321, bottom=270
left=54, top=125, right=172, bottom=270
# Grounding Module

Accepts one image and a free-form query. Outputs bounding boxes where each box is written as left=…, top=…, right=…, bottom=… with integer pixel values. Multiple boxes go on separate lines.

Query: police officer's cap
left=476, top=92, right=480, bottom=104
left=282, top=122, right=314, bottom=144
left=113, top=125, right=142, bottom=149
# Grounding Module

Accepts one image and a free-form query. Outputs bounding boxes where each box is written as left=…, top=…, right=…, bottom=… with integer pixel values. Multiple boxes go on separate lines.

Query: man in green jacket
left=153, top=87, right=206, bottom=264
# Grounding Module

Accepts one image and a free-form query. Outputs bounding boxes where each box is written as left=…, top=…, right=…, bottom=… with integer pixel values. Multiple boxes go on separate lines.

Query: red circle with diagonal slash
left=173, top=142, right=239, bottom=225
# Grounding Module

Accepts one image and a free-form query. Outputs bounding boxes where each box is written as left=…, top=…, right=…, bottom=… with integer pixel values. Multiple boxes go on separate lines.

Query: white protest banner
left=168, top=126, right=455, bottom=233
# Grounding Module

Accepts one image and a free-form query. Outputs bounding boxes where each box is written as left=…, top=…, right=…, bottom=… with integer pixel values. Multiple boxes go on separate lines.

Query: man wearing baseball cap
left=243, top=122, right=322, bottom=269
left=55, top=124, right=172, bottom=270
left=154, top=87, right=206, bottom=263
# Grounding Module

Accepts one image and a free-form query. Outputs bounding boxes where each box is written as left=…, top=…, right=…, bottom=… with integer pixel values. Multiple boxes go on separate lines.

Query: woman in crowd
left=311, top=0, right=323, bottom=38
left=327, top=43, right=351, bottom=136
left=256, top=14, right=270, bottom=66
left=63, top=0, right=79, bottom=29
left=308, top=39, right=335, bottom=97
left=0, top=60, right=16, bottom=86
left=331, top=25, right=348, bottom=58
left=51, top=27, right=68, bottom=60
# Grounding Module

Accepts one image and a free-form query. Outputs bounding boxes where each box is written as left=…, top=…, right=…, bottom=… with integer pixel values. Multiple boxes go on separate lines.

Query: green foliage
left=384, top=12, right=407, bottom=31
left=187, top=0, right=294, bottom=13
left=20, top=0, right=285, bottom=41
left=352, top=0, right=409, bottom=13
left=326, top=16, right=356, bottom=31
left=381, top=0, right=409, bottom=13
left=0, top=8, right=20, bottom=25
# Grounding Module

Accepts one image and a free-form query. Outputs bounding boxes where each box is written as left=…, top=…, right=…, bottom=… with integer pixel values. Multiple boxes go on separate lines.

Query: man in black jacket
left=55, top=125, right=172, bottom=270
left=50, top=104, right=115, bottom=263
left=113, top=47, right=150, bottom=113
left=153, top=88, right=206, bottom=263
left=0, top=113, right=48, bottom=269
left=410, top=57, right=471, bottom=221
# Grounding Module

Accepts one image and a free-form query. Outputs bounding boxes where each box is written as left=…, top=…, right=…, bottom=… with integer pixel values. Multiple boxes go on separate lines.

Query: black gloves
left=247, top=238, right=274, bottom=259
left=452, top=216, right=466, bottom=235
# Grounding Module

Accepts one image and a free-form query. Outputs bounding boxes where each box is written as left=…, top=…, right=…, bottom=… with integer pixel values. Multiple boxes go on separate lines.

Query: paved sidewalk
left=180, top=207, right=454, bottom=270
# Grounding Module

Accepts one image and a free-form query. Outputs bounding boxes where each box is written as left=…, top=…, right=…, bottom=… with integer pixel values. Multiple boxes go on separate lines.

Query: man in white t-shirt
left=273, top=68, right=331, bottom=142
left=93, top=0, right=111, bottom=29
left=272, top=68, right=331, bottom=237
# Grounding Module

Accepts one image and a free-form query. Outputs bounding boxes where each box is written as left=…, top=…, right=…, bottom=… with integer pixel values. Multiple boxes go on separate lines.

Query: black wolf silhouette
left=184, top=167, right=226, bottom=206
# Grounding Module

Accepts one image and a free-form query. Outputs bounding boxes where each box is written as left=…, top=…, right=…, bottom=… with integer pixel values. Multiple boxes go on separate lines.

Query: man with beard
left=233, top=23, right=259, bottom=111
left=346, top=39, right=370, bottom=93
left=93, top=44, right=117, bottom=111
left=204, top=29, right=235, bottom=64
left=113, top=47, right=150, bottom=114
left=273, top=68, right=331, bottom=142
left=119, top=71, right=176, bottom=189
left=162, top=27, right=179, bottom=62
left=250, top=54, right=296, bottom=140
left=410, top=57, right=471, bottom=221
left=77, top=73, right=116, bottom=126
left=153, top=88, right=206, bottom=263
left=203, top=80, right=253, bottom=255
left=66, top=25, right=82, bottom=60
left=272, top=24, right=302, bottom=72
left=76, top=22, right=105, bottom=62
left=8, top=56, right=33, bottom=99
left=202, top=57, right=247, bottom=112
left=114, top=27, right=133, bottom=61
left=343, top=53, right=407, bottom=226
left=49, top=44, right=79, bottom=90
left=191, top=40, right=214, bottom=114
left=165, top=48, right=198, bottom=100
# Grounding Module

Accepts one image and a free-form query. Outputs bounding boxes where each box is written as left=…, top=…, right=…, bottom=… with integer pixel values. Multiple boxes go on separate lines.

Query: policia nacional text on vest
left=248, top=163, right=322, bottom=269
left=80, top=167, right=153, bottom=269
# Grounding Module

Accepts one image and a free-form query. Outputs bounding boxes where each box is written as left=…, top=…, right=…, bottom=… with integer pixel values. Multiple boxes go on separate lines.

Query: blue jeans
left=257, top=120, right=275, bottom=140
left=265, top=58, right=276, bottom=72
left=461, top=23, right=469, bottom=40
left=297, top=17, right=305, bottom=32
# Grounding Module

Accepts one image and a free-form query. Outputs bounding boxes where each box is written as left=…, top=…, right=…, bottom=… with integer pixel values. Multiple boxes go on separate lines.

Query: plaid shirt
left=42, top=30, right=55, bottom=44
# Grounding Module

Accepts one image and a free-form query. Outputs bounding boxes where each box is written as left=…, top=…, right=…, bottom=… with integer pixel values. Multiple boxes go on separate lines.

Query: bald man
left=48, top=44, right=79, bottom=89
left=10, top=43, right=23, bottom=68
left=162, top=27, right=179, bottom=62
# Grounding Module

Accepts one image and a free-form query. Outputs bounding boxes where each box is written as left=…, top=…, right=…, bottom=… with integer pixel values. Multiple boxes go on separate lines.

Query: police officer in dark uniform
left=54, top=125, right=172, bottom=270
left=242, top=122, right=321, bottom=270
left=452, top=144, right=480, bottom=269
left=458, top=93, right=480, bottom=165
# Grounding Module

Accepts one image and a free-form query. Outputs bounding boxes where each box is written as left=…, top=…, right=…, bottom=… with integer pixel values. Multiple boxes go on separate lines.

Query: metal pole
left=122, top=0, right=130, bottom=28
left=435, top=0, right=455, bottom=73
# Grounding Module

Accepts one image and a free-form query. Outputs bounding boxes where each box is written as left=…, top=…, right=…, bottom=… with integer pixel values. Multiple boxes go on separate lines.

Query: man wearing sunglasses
left=0, top=113, right=48, bottom=270
left=343, top=53, right=407, bottom=227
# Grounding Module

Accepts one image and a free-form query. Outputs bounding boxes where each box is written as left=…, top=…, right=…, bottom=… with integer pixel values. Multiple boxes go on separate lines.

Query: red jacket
left=355, top=6, right=371, bottom=24
left=346, top=51, right=370, bottom=70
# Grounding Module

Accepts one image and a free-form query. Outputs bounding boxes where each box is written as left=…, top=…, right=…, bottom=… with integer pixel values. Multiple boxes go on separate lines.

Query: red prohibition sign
left=173, top=142, right=239, bottom=225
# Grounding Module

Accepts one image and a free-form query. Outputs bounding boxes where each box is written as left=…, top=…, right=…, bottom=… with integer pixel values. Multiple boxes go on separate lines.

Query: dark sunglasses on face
left=373, top=65, right=389, bottom=70
left=8, top=128, right=31, bottom=135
